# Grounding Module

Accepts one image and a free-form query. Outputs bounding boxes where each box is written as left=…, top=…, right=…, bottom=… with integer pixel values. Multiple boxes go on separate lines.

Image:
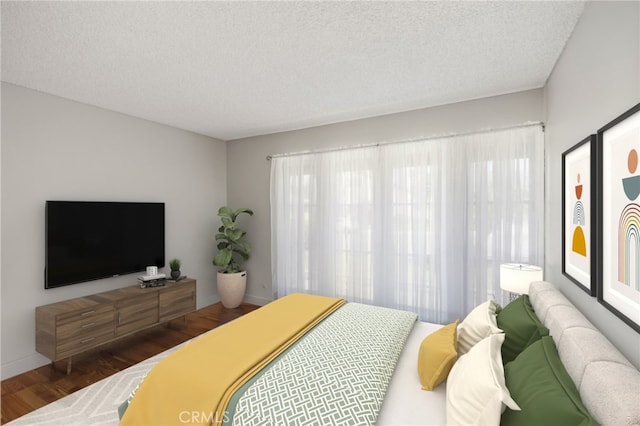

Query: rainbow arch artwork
left=618, top=203, right=640, bottom=290
left=572, top=200, right=587, bottom=256
left=573, top=201, right=585, bottom=226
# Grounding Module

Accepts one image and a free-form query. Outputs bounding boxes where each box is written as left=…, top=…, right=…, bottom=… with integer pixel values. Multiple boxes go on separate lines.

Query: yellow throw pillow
left=417, top=320, right=460, bottom=391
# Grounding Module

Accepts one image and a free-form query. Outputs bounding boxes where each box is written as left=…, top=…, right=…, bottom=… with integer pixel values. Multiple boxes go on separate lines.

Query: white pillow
left=446, top=333, right=520, bottom=426
left=457, top=299, right=502, bottom=354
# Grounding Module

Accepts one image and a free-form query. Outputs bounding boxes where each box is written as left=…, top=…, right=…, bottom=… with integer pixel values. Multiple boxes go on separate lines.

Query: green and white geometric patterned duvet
left=228, top=302, right=417, bottom=426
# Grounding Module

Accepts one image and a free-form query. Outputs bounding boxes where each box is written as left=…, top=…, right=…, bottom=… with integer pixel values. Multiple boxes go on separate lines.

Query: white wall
left=1, top=83, right=227, bottom=379
left=544, top=1, right=640, bottom=368
left=227, top=89, right=544, bottom=305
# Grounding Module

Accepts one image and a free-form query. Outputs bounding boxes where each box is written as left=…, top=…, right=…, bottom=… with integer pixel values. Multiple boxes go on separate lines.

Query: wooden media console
left=35, top=279, right=196, bottom=373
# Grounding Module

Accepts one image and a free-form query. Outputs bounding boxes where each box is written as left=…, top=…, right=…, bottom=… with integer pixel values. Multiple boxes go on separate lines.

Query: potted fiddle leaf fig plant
left=213, top=206, right=254, bottom=308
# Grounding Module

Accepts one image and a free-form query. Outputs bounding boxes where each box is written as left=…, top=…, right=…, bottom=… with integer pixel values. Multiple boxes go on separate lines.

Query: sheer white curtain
left=270, top=125, right=544, bottom=322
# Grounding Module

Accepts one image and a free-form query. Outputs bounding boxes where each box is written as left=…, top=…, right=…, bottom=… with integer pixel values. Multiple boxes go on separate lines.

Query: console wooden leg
left=51, top=357, right=73, bottom=375
left=166, top=315, right=188, bottom=329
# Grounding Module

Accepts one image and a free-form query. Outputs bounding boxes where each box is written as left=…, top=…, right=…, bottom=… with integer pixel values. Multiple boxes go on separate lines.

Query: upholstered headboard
left=529, top=281, right=640, bottom=426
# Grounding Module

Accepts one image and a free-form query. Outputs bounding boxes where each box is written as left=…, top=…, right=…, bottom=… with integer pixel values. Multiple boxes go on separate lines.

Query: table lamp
left=500, top=263, right=543, bottom=299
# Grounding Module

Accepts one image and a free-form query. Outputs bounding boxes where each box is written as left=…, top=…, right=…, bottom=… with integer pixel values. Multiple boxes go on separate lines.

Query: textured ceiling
left=1, top=1, right=584, bottom=141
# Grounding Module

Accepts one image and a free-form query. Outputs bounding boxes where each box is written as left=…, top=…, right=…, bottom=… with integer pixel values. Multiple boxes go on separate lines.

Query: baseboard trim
left=198, top=294, right=220, bottom=309
left=243, top=294, right=271, bottom=306
left=1, top=353, right=51, bottom=380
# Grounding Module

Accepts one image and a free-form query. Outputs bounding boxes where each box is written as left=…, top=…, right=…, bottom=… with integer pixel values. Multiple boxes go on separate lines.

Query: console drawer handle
left=80, top=310, right=95, bottom=316
left=81, top=322, right=95, bottom=329
left=81, top=337, right=95, bottom=344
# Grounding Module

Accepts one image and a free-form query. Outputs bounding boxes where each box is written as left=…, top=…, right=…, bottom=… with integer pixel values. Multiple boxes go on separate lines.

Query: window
left=271, top=125, right=544, bottom=322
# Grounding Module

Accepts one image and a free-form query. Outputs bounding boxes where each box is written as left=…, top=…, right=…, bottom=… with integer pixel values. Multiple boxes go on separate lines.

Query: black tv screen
left=45, top=201, right=165, bottom=289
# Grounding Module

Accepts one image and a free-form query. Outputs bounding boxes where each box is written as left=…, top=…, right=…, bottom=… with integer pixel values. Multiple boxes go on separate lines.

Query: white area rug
left=6, top=342, right=186, bottom=426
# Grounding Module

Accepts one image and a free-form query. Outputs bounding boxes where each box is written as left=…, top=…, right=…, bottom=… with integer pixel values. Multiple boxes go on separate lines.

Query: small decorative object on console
left=169, top=258, right=181, bottom=280
left=138, top=272, right=167, bottom=288
left=139, top=279, right=166, bottom=288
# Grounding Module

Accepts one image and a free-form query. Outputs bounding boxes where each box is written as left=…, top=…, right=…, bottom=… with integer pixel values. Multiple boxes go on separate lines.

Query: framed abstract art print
left=562, top=135, right=596, bottom=295
left=597, top=102, right=640, bottom=333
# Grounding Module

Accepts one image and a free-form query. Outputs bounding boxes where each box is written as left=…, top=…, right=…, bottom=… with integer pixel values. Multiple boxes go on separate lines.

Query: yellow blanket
left=120, top=293, right=345, bottom=426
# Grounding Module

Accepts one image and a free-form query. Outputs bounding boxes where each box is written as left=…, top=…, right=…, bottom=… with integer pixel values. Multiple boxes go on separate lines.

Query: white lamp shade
left=500, top=263, right=543, bottom=295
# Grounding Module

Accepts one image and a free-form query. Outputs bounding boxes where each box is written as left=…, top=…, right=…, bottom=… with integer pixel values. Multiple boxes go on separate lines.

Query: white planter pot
left=217, top=271, right=247, bottom=309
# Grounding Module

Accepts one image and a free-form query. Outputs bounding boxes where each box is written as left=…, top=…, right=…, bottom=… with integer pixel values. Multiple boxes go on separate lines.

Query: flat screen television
left=45, top=201, right=165, bottom=289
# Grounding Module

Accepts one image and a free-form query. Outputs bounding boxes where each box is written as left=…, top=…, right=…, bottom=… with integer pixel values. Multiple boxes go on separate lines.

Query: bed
left=7, top=281, right=640, bottom=425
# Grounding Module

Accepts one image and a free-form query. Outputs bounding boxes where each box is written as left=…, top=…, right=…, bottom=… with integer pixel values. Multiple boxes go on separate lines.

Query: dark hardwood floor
left=1, top=302, right=260, bottom=424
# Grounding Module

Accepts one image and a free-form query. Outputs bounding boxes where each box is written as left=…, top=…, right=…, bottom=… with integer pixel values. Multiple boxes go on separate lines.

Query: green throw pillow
left=497, top=295, right=549, bottom=364
left=501, top=337, right=598, bottom=426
